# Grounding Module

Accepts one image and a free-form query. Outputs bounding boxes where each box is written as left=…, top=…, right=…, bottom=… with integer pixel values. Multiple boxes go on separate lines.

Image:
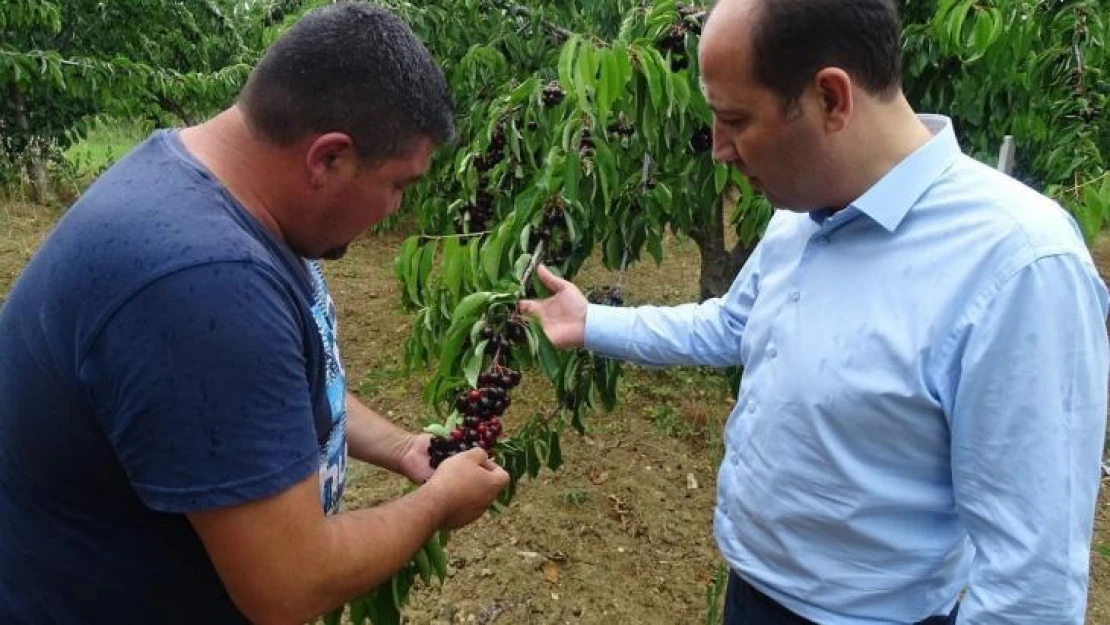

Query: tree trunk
left=689, top=197, right=756, bottom=302
left=8, top=85, right=52, bottom=204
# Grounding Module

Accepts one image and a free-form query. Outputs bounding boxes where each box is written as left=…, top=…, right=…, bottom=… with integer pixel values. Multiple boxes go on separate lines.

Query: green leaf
left=324, top=607, right=344, bottom=625
left=423, top=423, right=451, bottom=437
left=564, top=145, right=581, bottom=203
left=483, top=227, right=507, bottom=284
left=573, top=45, right=594, bottom=111
left=419, top=240, right=438, bottom=285
left=605, top=233, right=623, bottom=268
left=469, top=237, right=483, bottom=286
left=513, top=253, right=533, bottom=282
left=414, top=548, right=433, bottom=585
left=525, top=440, right=541, bottom=478
left=395, top=236, right=420, bottom=304
left=714, top=163, right=729, bottom=194
left=547, top=430, right=564, bottom=471
left=508, top=76, right=539, bottom=104
left=370, top=584, right=402, bottom=625
left=652, top=181, right=674, bottom=211
left=640, top=45, right=664, bottom=112
left=464, top=340, right=487, bottom=388
left=436, top=292, right=493, bottom=378
left=537, top=331, right=563, bottom=382
left=350, top=597, right=368, bottom=625
left=443, top=237, right=463, bottom=302
left=452, top=292, right=494, bottom=327
left=593, top=139, right=616, bottom=210
left=596, top=48, right=613, bottom=124
left=557, top=35, right=581, bottom=94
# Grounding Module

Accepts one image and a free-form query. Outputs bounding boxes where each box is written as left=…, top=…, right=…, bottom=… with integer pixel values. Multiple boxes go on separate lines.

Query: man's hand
left=423, top=448, right=510, bottom=528
left=517, top=265, right=588, bottom=349
left=396, top=432, right=434, bottom=483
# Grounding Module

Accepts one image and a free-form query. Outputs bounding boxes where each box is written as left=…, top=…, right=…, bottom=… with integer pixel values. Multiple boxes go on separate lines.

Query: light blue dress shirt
left=584, top=115, right=1109, bottom=624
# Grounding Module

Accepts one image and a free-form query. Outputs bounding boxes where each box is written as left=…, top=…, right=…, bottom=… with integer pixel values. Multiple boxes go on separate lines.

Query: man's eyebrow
left=707, top=103, right=746, bottom=115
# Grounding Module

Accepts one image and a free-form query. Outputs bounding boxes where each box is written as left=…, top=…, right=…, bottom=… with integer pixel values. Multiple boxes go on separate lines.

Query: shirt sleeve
left=582, top=241, right=763, bottom=368
left=78, top=261, right=321, bottom=513
left=944, top=253, right=1109, bottom=623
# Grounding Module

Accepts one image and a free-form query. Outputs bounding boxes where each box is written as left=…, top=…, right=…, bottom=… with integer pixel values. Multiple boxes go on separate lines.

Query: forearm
left=345, top=392, right=413, bottom=472
left=296, top=487, right=445, bottom=623
left=190, top=473, right=448, bottom=625
left=584, top=300, right=745, bottom=367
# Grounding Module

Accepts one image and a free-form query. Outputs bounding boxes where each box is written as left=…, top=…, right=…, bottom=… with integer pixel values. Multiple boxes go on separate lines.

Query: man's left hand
left=396, top=433, right=435, bottom=483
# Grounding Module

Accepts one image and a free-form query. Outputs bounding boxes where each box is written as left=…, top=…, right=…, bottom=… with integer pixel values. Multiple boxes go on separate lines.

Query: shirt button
left=767, top=347, right=777, bottom=359
left=818, top=236, right=830, bottom=244
left=747, top=403, right=757, bottom=414
left=789, top=291, right=801, bottom=302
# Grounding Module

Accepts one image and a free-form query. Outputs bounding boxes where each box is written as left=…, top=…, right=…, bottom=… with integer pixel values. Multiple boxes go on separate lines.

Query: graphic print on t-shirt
left=306, top=260, right=347, bottom=515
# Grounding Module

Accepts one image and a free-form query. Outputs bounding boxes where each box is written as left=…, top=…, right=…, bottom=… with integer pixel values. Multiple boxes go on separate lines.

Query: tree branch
left=489, top=0, right=576, bottom=41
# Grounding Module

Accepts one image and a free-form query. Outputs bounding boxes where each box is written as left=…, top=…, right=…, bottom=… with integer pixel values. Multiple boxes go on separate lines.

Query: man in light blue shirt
left=520, top=0, right=1109, bottom=623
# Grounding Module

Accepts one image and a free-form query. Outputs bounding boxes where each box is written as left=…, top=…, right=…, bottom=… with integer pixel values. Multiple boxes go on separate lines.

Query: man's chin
left=318, top=244, right=349, bottom=261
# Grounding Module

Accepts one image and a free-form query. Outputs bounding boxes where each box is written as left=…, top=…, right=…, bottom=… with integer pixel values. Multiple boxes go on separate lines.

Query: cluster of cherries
left=428, top=365, right=522, bottom=468
left=542, top=81, right=565, bottom=107
left=533, top=200, right=575, bottom=266
left=658, top=3, right=705, bottom=71
left=455, top=120, right=508, bottom=235
left=587, top=285, right=625, bottom=307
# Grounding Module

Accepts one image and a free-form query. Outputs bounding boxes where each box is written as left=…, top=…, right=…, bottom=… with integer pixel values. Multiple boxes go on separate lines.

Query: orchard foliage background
left=2, top=0, right=1108, bottom=623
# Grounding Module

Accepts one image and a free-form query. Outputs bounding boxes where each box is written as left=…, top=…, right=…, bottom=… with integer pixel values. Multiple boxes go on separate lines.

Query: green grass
left=64, top=118, right=150, bottom=180
left=557, top=489, right=592, bottom=507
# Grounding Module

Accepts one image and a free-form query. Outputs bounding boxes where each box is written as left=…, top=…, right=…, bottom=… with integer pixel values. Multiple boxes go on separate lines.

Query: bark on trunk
left=9, top=85, right=52, bottom=204
left=689, top=197, right=756, bottom=302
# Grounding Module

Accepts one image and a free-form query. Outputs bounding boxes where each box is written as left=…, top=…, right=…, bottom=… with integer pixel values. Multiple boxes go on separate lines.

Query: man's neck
left=178, top=107, right=289, bottom=242
left=830, top=97, right=935, bottom=210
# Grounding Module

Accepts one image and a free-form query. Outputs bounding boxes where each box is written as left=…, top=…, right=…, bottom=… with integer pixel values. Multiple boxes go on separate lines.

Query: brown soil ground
left=2, top=201, right=1109, bottom=624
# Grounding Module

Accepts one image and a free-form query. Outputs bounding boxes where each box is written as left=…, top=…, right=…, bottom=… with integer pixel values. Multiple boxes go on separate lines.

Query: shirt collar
left=814, top=114, right=961, bottom=232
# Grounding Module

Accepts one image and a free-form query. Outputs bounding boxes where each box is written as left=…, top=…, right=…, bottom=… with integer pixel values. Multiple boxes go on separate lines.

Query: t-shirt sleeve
left=78, top=261, right=320, bottom=513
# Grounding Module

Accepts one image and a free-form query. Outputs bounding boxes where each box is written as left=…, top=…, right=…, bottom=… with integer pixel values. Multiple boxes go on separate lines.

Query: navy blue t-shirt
left=0, top=131, right=349, bottom=623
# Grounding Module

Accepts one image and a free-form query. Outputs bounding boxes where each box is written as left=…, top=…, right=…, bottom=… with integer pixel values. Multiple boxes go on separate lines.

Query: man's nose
left=710, top=124, right=739, bottom=163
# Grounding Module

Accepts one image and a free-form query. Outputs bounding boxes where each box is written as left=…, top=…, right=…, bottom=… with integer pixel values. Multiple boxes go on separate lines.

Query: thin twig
left=520, top=240, right=546, bottom=289
left=1059, top=171, right=1109, bottom=197
left=494, top=0, right=576, bottom=41
left=616, top=248, right=630, bottom=291
left=420, top=230, right=493, bottom=241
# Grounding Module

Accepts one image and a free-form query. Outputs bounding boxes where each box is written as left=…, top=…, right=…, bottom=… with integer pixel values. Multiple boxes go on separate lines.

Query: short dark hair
left=748, top=0, right=903, bottom=109
left=238, top=2, right=455, bottom=164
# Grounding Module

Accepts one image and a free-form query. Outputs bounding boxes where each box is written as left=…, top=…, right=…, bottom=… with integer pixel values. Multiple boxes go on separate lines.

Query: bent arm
left=947, top=254, right=1109, bottom=623
left=188, top=473, right=446, bottom=625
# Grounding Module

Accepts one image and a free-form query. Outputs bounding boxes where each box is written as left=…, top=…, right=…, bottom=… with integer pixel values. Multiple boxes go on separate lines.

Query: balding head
left=702, top=0, right=903, bottom=111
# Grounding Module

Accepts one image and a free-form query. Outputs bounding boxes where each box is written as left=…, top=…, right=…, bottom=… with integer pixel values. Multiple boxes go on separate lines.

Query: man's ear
left=812, top=68, right=853, bottom=133
left=305, top=133, right=357, bottom=189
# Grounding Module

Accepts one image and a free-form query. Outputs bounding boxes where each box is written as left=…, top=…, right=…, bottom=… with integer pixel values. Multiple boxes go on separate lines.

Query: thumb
left=535, top=265, right=571, bottom=294
left=459, top=446, right=491, bottom=464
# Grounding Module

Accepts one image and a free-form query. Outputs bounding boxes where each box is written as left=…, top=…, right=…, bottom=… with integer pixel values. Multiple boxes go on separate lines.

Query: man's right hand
left=517, top=265, right=588, bottom=349
left=424, top=448, right=510, bottom=529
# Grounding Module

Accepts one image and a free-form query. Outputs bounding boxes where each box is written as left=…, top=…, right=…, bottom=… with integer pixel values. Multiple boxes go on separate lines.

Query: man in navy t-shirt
left=0, top=5, right=509, bottom=624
